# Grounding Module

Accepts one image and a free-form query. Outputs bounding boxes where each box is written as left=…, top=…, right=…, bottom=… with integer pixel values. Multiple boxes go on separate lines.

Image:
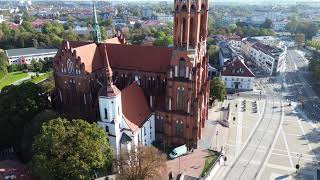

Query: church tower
left=92, top=1, right=101, bottom=44
left=161, top=0, right=209, bottom=148
left=173, top=0, right=208, bottom=50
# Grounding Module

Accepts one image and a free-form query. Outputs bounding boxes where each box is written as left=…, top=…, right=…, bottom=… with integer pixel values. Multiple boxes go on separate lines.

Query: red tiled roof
left=56, top=39, right=172, bottom=73
left=121, top=82, right=151, bottom=132
left=106, top=44, right=172, bottom=73
left=103, top=37, right=121, bottom=44
left=71, top=43, right=104, bottom=73
left=98, top=83, right=121, bottom=97
left=221, top=59, right=255, bottom=77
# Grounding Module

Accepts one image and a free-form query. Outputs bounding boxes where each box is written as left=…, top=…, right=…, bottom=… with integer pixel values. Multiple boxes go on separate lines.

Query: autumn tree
left=31, top=118, right=113, bottom=180
left=116, top=145, right=167, bottom=180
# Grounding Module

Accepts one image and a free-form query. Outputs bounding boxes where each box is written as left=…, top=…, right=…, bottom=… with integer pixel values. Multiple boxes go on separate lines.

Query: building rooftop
left=121, top=82, right=151, bottom=132
left=252, top=42, right=283, bottom=57
left=221, top=58, right=255, bottom=77
left=5, top=47, right=57, bottom=57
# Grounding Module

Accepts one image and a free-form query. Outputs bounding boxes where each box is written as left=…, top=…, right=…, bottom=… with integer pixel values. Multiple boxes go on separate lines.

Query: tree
left=31, top=59, right=44, bottom=72
left=39, top=78, right=55, bottom=95
left=63, top=27, right=79, bottom=41
left=41, top=22, right=53, bottom=34
left=31, top=118, right=113, bottom=180
left=21, top=21, right=34, bottom=33
left=153, top=31, right=173, bottom=47
left=20, top=110, right=59, bottom=162
left=134, top=22, right=142, bottom=29
left=207, top=45, right=220, bottom=67
left=0, top=82, right=50, bottom=151
left=210, top=77, right=226, bottom=101
left=116, top=145, right=167, bottom=180
left=0, top=52, right=8, bottom=79
left=295, top=33, right=305, bottom=46
left=260, top=18, right=272, bottom=29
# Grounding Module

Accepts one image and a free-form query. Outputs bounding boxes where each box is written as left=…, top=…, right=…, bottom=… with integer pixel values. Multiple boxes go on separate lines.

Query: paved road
left=284, top=49, right=320, bottom=121
left=216, top=48, right=320, bottom=180
left=223, top=97, right=282, bottom=180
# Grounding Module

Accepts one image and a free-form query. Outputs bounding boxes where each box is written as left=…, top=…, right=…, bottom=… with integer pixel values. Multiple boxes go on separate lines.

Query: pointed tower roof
left=92, top=0, right=101, bottom=44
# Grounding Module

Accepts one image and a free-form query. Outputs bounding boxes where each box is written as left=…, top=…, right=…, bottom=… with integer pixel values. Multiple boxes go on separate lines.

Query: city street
left=213, top=48, right=320, bottom=180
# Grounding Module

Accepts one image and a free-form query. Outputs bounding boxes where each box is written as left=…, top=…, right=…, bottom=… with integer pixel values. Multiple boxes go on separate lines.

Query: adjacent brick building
left=52, top=0, right=210, bottom=149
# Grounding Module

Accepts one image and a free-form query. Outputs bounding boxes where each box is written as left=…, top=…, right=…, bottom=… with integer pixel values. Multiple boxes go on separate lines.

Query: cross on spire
left=92, top=0, right=101, bottom=44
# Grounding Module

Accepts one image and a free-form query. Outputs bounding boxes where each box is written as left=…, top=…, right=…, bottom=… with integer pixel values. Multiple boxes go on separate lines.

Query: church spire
left=92, top=0, right=101, bottom=44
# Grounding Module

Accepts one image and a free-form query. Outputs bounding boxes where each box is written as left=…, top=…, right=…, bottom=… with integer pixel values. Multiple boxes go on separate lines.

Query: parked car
left=169, top=144, right=188, bottom=159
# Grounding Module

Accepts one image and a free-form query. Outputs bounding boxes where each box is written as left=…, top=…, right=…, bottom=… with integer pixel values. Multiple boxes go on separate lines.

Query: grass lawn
left=200, top=151, right=220, bottom=177
left=29, top=72, right=52, bottom=84
left=0, top=71, right=28, bottom=90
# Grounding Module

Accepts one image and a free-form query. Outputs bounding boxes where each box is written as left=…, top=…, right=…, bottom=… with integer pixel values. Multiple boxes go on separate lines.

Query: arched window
left=189, top=18, right=194, bottom=45
left=105, top=126, right=109, bottom=133
left=104, top=108, right=108, bottom=119
left=182, top=18, right=187, bottom=43
left=176, top=87, right=185, bottom=111
left=200, top=4, right=206, bottom=40
left=175, top=120, right=183, bottom=136
left=181, top=5, right=187, bottom=12
left=179, top=58, right=186, bottom=77
left=190, top=4, right=195, bottom=12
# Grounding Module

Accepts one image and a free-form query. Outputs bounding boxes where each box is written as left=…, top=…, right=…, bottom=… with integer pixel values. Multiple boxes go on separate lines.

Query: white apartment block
left=5, top=48, right=57, bottom=65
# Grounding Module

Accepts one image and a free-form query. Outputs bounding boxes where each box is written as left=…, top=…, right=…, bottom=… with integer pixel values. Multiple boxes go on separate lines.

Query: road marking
left=281, top=127, right=294, bottom=168
left=296, top=114, right=317, bottom=159
left=269, top=173, right=292, bottom=180
left=271, top=152, right=315, bottom=162
left=236, top=98, right=243, bottom=155
left=266, top=163, right=295, bottom=172
left=256, top=100, right=284, bottom=180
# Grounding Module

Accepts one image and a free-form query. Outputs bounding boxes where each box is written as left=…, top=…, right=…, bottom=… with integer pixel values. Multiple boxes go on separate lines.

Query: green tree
left=260, top=18, right=272, bottom=29
left=31, top=118, right=113, bottom=180
left=0, top=82, right=50, bottom=152
left=63, top=27, right=79, bottom=41
left=295, top=33, right=305, bottom=46
left=20, top=110, right=59, bottom=162
left=134, top=22, right=142, bottom=29
left=31, top=59, right=44, bottom=72
left=153, top=31, right=173, bottom=47
left=21, top=21, right=34, bottom=33
left=207, top=45, right=220, bottom=67
left=41, top=22, right=53, bottom=34
left=0, top=52, right=8, bottom=79
left=210, top=77, right=226, bottom=101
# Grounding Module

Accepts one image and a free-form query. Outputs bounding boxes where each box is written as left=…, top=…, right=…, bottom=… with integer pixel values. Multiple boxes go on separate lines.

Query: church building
left=52, top=0, right=210, bottom=153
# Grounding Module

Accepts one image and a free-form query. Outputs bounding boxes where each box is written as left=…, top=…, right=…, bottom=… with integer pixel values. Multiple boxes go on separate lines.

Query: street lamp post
left=296, top=153, right=302, bottom=173
left=216, top=130, right=219, bottom=151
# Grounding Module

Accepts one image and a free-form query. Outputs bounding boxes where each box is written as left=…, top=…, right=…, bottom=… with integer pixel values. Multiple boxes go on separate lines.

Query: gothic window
left=176, top=87, right=185, bottom=111
left=156, top=116, right=164, bottom=133
left=175, top=120, right=184, bottom=136
left=200, top=4, right=206, bottom=40
left=104, top=108, right=108, bottom=119
left=182, top=18, right=187, bottom=43
left=189, top=18, right=194, bottom=45
left=179, top=58, right=186, bottom=77
left=66, top=58, right=74, bottom=74
left=190, top=4, right=195, bottom=12
left=105, top=126, right=109, bottom=133
left=181, top=5, right=187, bottom=12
